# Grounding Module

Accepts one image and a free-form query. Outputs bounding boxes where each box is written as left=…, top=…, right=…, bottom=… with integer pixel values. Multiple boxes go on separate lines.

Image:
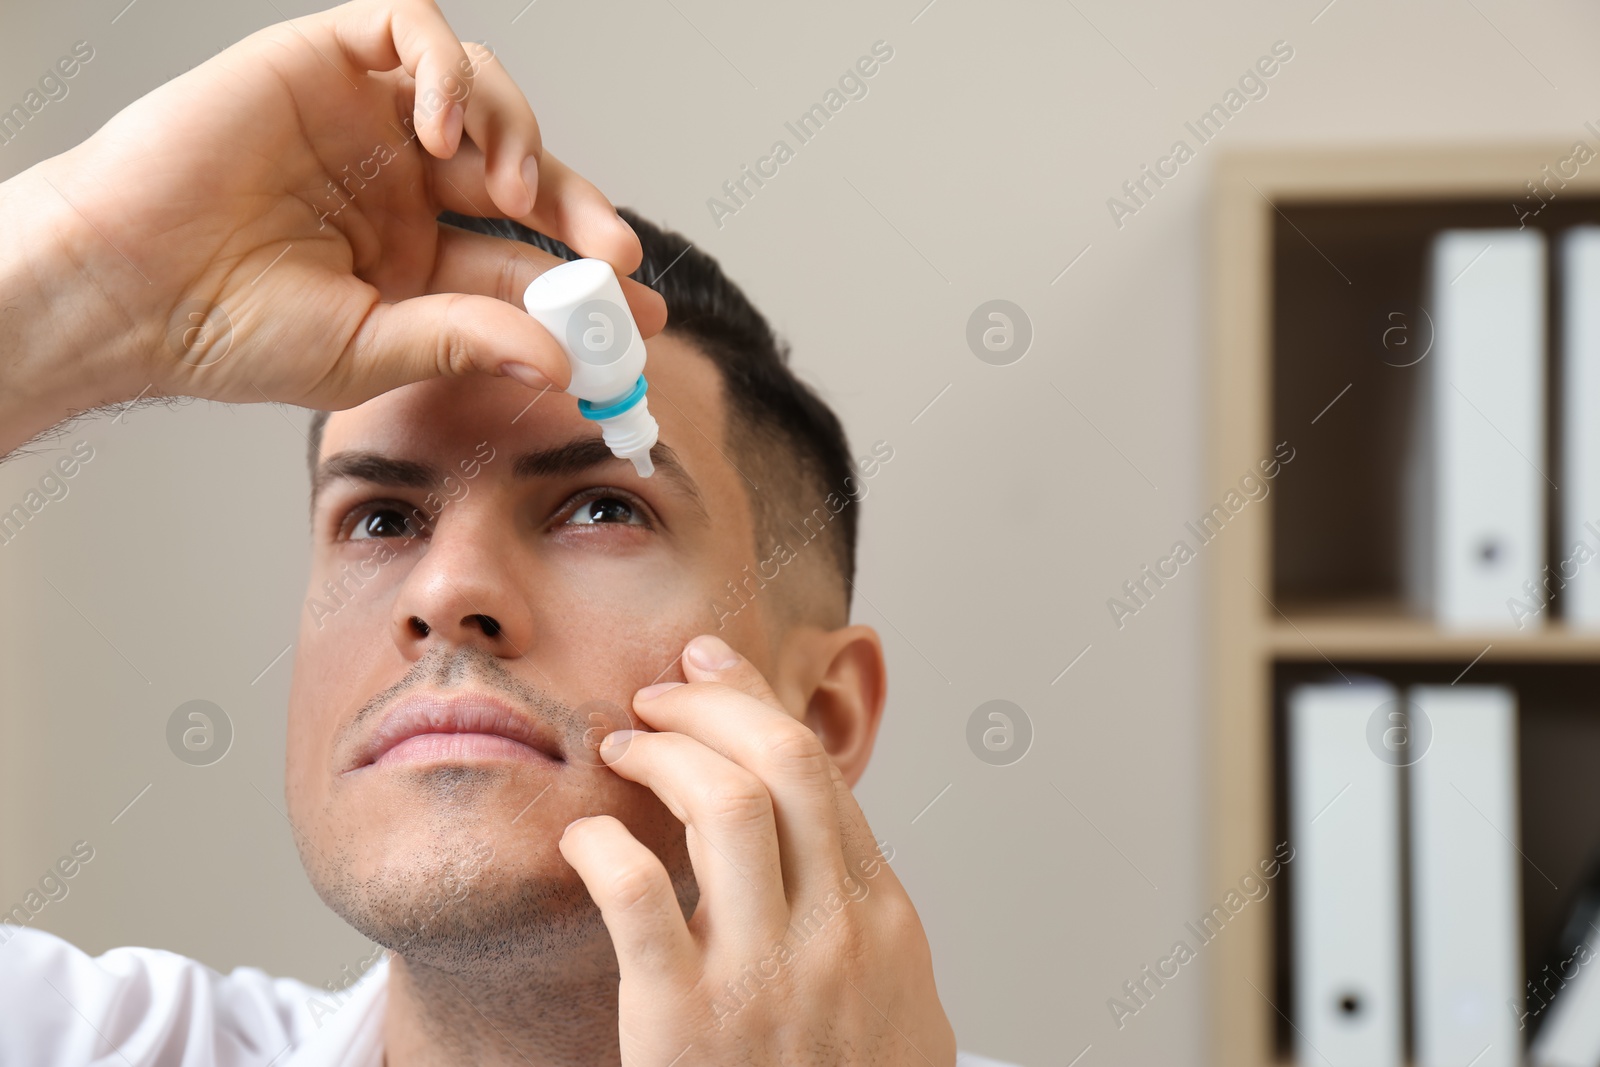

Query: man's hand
left=0, top=0, right=666, bottom=455
left=559, top=634, right=957, bottom=1066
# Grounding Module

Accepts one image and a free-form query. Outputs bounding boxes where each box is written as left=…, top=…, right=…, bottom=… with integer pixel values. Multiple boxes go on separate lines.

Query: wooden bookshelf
left=1207, top=146, right=1600, bottom=1067
left=1270, top=601, right=1600, bottom=661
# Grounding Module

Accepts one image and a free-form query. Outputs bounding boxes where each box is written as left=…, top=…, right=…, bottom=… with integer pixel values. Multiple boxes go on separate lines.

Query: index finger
left=430, top=143, right=647, bottom=282
left=629, top=637, right=848, bottom=898
left=671, top=635, right=897, bottom=896
left=314, top=0, right=643, bottom=276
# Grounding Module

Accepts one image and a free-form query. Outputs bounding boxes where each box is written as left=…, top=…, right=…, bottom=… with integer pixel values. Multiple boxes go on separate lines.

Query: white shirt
left=0, top=926, right=1019, bottom=1066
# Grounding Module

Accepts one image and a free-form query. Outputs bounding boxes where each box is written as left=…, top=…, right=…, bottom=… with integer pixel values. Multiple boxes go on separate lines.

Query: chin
left=293, top=755, right=700, bottom=974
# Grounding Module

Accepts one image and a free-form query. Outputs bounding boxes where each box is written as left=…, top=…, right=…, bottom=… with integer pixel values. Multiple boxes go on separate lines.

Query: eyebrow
left=312, top=437, right=707, bottom=520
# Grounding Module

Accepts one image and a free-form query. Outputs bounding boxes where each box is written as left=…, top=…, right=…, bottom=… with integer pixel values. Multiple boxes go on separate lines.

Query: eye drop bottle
left=522, top=258, right=659, bottom=477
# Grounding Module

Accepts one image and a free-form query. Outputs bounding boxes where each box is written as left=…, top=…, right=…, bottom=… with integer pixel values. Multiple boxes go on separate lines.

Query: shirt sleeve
left=0, top=924, right=325, bottom=1067
left=0, top=923, right=1017, bottom=1066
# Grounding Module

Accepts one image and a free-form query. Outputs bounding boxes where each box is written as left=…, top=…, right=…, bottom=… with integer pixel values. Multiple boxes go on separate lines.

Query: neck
left=383, top=951, right=621, bottom=1066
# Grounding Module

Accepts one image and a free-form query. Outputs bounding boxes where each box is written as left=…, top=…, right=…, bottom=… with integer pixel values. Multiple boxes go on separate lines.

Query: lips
left=347, top=692, right=565, bottom=772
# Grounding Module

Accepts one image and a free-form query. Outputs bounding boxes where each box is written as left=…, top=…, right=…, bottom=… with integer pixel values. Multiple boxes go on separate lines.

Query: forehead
left=320, top=331, right=733, bottom=487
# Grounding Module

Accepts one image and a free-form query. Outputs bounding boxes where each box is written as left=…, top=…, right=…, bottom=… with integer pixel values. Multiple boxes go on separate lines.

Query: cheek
left=523, top=555, right=771, bottom=800
left=542, top=583, right=710, bottom=706
left=541, top=543, right=712, bottom=663
left=286, top=569, right=404, bottom=805
left=284, top=643, right=351, bottom=808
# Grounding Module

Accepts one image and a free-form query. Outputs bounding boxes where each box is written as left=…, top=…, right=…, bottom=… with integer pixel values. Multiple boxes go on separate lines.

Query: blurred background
left=6, top=2, right=1600, bottom=1065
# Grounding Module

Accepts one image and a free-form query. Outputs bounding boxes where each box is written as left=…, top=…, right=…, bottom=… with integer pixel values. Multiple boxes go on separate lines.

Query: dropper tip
left=630, top=453, right=655, bottom=478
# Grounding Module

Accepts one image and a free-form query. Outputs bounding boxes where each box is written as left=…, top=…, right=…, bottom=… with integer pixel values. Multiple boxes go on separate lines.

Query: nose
left=390, top=516, right=534, bottom=661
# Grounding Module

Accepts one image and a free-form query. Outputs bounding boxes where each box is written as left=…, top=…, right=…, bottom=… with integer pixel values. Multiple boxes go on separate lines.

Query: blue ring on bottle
left=578, top=375, right=648, bottom=421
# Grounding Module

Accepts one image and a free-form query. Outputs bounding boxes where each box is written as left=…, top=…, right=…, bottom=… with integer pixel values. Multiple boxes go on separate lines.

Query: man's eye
left=566, top=497, right=645, bottom=526
left=349, top=506, right=425, bottom=540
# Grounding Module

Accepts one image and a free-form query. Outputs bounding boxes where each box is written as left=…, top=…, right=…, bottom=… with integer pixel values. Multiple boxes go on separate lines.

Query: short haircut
left=306, top=209, right=859, bottom=621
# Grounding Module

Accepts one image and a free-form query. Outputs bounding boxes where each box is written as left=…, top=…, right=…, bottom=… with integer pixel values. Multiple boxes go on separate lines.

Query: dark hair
left=308, top=208, right=859, bottom=614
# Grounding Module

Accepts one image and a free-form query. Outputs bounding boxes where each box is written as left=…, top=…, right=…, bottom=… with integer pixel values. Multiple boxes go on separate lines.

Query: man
left=0, top=1, right=1017, bottom=1063
left=283, top=208, right=979, bottom=1063
left=1, top=209, right=1014, bottom=1066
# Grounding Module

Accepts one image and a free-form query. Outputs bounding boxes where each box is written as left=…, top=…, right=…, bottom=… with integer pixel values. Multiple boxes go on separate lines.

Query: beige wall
left=2, top=2, right=1594, bottom=1064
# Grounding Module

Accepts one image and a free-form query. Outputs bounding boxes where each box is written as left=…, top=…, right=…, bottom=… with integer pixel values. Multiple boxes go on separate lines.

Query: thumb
left=331, top=291, right=572, bottom=406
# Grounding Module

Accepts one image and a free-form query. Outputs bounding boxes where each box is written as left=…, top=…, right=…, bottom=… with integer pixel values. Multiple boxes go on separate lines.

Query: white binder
left=1560, top=227, right=1600, bottom=626
left=1408, top=229, right=1546, bottom=629
left=1289, top=681, right=1404, bottom=1067
left=1409, top=684, right=1523, bottom=1067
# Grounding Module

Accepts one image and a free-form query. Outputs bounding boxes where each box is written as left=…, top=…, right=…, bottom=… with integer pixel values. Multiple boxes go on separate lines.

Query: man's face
left=285, top=333, right=772, bottom=969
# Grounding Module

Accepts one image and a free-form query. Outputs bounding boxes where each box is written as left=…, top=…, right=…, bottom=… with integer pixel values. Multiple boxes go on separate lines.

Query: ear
left=774, top=624, right=886, bottom=788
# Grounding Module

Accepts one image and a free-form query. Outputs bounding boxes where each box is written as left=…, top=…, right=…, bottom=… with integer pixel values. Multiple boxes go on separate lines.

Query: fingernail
left=563, top=815, right=593, bottom=835
left=599, top=729, right=641, bottom=762
left=686, top=635, right=739, bottom=671
left=443, top=103, right=464, bottom=153
left=520, top=156, right=540, bottom=212
left=635, top=681, right=684, bottom=702
left=501, top=362, right=548, bottom=389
